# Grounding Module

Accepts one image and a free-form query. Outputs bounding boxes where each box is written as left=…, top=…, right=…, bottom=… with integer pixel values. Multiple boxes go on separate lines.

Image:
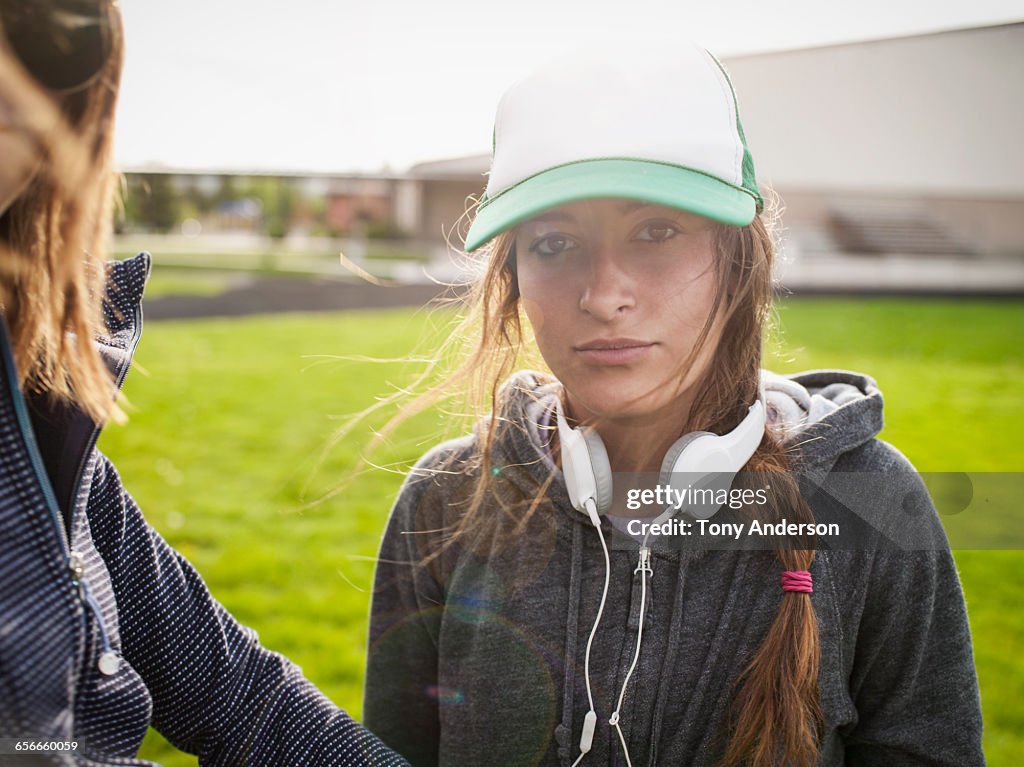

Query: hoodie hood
left=762, top=368, right=884, bottom=472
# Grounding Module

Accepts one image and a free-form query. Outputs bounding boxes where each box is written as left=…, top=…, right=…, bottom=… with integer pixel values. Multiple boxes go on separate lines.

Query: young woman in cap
left=0, top=3, right=407, bottom=763
left=364, top=42, right=984, bottom=766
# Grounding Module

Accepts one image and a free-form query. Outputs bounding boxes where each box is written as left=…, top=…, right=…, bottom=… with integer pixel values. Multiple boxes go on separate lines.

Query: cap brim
left=464, top=159, right=757, bottom=252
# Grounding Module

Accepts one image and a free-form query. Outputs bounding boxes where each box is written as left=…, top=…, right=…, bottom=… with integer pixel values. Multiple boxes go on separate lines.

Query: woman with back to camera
left=0, top=2, right=406, bottom=763
left=363, top=40, right=985, bottom=766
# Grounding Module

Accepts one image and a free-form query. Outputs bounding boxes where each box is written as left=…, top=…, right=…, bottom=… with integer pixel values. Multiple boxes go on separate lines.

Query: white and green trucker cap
left=464, top=41, right=763, bottom=252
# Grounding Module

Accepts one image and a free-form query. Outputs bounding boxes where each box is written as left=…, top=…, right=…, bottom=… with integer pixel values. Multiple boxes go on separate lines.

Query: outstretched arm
left=88, top=452, right=408, bottom=766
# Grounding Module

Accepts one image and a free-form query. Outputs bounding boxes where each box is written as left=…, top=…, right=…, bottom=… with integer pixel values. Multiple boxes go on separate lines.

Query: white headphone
left=554, top=396, right=766, bottom=767
left=556, top=397, right=766, bottom=520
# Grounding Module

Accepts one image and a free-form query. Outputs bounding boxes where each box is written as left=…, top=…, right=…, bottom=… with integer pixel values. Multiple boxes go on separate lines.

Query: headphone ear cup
left=659, top=431, right=716, bottom=483
left=581, top=428, right=614, bottom=516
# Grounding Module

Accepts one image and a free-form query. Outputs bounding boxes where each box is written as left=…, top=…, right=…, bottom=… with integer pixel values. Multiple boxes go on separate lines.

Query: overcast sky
left=114, top=0, right=1023, bottom=174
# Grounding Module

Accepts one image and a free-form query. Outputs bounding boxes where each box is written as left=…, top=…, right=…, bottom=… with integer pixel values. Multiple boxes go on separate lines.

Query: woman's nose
left=578, top=250, right=635, bottom=321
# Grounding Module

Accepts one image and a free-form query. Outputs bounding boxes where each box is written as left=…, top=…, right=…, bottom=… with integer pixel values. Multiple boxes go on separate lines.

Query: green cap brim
left=465, top=159, right=757, bottom=252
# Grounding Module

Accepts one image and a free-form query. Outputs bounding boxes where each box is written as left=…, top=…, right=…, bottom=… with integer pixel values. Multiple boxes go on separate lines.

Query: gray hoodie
left=364, top=370, right=984, bottom=766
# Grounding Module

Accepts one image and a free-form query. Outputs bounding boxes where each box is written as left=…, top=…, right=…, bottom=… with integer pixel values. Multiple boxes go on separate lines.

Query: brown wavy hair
left=0, top=1, right=125, bottom=424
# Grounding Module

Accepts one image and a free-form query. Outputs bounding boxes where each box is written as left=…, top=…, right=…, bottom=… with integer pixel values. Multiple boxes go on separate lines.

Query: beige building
left=395, top=156, right=491, bottom=247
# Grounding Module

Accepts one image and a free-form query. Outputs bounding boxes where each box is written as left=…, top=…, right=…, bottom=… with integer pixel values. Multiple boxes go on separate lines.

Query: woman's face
left=515, top=198, right=722, bottom=424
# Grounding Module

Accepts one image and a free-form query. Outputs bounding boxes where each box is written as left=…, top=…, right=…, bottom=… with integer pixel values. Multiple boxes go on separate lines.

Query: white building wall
left=722, top=24, right=1024, bottom=196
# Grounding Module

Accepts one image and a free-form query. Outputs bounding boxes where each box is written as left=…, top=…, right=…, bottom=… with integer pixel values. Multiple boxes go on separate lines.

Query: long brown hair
left=0, top=1, right=125, bottom=424
left=362, top=195, right=824, bottom=765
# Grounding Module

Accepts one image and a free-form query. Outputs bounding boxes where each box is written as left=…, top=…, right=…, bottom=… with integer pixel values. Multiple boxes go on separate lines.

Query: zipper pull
left=628, top=548, right=653, bottom=631
left=634, top=547, right=653, bottom=577
left=68, top=552, right=86, bottom=581
left=71, top=552, right=122, bottom=677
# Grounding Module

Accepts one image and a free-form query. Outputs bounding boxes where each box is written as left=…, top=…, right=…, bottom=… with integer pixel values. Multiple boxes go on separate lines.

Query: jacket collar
left=22, top=252, right=151, bottom=519
left=96, top=251, right=152, bottom=390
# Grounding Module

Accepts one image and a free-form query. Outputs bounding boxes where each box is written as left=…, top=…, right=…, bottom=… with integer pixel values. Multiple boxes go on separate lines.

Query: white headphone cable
left=571, top=497, right=611, bottom=767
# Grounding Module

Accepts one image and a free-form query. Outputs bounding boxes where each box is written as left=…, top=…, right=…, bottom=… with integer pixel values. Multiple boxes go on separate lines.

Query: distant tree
left=365, top=220, right=406, bottom=240
left=123, top=173, right=181, bottom=233
left=180, top=176, right=215, bottom=217
left=235, top=177, right=297, bottom=240
left=213, top=174, right=239, bottom=206
left=267, top=179, right=297, bottom=240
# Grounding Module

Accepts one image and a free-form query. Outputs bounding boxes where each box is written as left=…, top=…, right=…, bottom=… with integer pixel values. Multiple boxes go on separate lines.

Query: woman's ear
left=506, top=241, right=521, bottom=298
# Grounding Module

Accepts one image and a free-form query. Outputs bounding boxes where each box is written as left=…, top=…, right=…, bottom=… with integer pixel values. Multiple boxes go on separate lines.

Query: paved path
left=143, top=276, right=459, bottom=320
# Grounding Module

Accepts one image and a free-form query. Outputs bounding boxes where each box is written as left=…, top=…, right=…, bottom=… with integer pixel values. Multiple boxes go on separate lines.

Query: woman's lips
left=574, top=339, right=655, bottom=365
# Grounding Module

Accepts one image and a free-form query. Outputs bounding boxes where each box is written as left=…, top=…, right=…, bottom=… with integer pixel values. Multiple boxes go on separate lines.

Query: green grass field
left=96, top=297, right=1024, bottom=766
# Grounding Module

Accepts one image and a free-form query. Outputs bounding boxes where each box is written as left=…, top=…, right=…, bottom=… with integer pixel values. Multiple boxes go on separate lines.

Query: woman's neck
left=566, top=396, right=695, bottom=474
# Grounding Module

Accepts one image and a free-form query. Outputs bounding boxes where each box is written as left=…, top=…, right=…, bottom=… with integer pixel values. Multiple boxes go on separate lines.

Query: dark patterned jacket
left=0, top=253, right=406, bottom=766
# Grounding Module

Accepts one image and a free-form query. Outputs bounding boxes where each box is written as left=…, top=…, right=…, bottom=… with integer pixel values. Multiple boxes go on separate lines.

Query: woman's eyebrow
left=616, top=201, right=655, bottom=214
left=527, top=201, right=656, bottom=224
left=526, top=211, right=575, bottom=224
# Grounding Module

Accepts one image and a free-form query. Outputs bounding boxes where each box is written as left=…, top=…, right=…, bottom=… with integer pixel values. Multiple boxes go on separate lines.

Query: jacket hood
left=486, top=367, right=885, bottom=515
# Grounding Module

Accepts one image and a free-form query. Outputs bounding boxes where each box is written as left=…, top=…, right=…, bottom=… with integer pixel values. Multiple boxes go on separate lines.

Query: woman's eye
left=529, top=234, right=577, bottom=257
left=635, top=223, right=680, bottom=242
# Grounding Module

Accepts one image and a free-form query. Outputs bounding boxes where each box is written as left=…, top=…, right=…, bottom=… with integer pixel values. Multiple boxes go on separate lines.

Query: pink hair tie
left=781, top=570, right=813, bottom=594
